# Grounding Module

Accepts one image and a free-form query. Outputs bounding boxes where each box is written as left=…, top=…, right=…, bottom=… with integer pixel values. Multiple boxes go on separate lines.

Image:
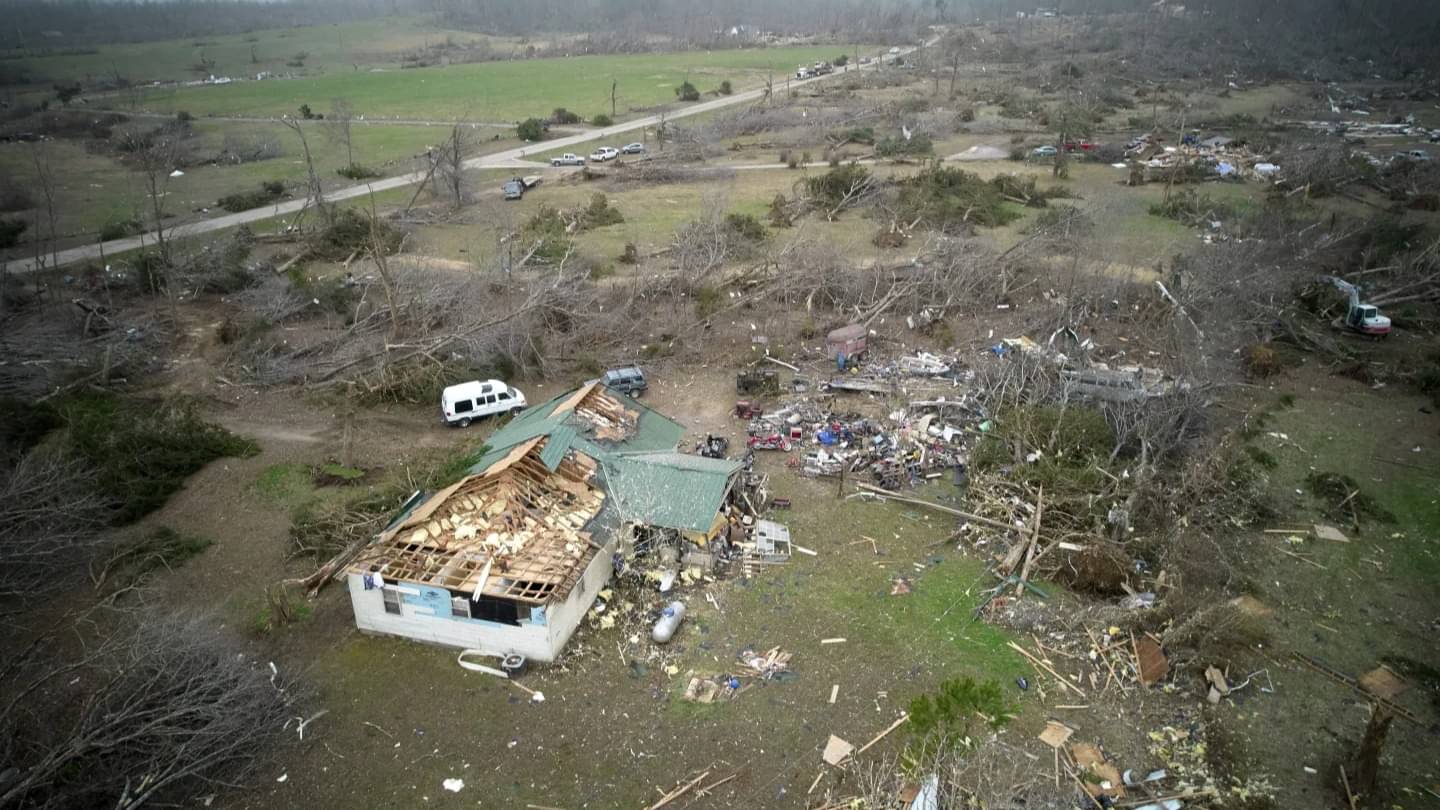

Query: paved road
left=6, top=46, right=926, bottom=274
left=89, top=109, right=585, bottom=132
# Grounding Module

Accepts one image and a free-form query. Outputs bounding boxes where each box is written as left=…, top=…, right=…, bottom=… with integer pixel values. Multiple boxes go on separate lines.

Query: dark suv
left=600, top=366, right=647, bottom=396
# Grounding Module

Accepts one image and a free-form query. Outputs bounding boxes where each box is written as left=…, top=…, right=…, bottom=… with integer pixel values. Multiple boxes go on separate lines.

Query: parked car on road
left=588, top=146, right=619, bottom=162
left=551, top=153, right=586, bottom=167
left=621, top=142, right=645, bottom=154
left=441, top=380, right=527, bottom=427
left=1031, top=145, right=1059, bottom=158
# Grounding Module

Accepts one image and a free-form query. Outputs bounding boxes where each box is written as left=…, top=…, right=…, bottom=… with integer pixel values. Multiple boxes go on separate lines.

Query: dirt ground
left=105, top=317, right=1426, bottom=810
left=16, top=17, right=1440, bottom=809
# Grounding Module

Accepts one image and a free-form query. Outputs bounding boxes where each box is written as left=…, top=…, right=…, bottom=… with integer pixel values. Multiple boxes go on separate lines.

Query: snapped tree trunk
left=1351, top=704, right=1393, bottom=805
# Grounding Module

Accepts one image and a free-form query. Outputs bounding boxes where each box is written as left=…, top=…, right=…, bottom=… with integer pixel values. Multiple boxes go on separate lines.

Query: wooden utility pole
left=611, top=79, right=618, bottom=118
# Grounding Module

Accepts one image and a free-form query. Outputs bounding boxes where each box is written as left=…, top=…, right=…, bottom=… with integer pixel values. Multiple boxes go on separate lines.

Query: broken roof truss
left=351, top=437, right=606, bottom=605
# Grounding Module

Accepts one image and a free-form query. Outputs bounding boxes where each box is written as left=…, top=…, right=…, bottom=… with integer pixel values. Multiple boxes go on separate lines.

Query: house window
left=450, top=597, right=470, bottom=619
left=382, top=588, right=402, bottom=615
left=470, top=595, right=524, bottom=626
left=454, top=399, right=473, bottom=413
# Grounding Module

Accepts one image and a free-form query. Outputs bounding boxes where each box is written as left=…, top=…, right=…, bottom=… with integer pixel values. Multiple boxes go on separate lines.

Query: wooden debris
left=828, top=684, right=839, bottom=704
left=822, top=735, right=855, bottom=766
left=347, top=438, right=606, bottom=605
left=856, top=713, right=909, bottom=755
left=1312, top=523, right=1351, bottom=543
left=1205, top=665, right=1231, bottom=704
left=696, top=773, right=737, bottom=797
left=1228, top=594, right=1272, bottom=617
left=1358, top=666, right=1409, bottom=700
left=1290, top=653, right=1423, bottom=726
left=820, top=638, right=847, bottom=645
left=1135, top=638, right=1169, bottom=687
left=646, top=770, right=711, bottom=810
left=1008, top=641, right=1087, bottom=697
left=1038, top=720, right=1074, bottom=748
left=853, top=482, right=1016, bottom=532
left=1070, top=742, right=1125, bottom=800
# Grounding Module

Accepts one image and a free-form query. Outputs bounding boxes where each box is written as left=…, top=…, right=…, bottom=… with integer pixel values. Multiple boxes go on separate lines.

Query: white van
left=440, top=380, right=527, bottom=427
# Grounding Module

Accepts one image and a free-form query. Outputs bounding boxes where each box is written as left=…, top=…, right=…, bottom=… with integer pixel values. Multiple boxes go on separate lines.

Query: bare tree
left=0, top=614, right=301, bottom=809
left=429, top=123, right=473, bottom=208
left=280, top=117, right=331, bottom=228
left=123, top=126, right=185, bottom=268
left=326, top=98, right=357, bottom=170
left=28, top=141, right=59, bottom=271
left=0, top=450, right=115, bottom=601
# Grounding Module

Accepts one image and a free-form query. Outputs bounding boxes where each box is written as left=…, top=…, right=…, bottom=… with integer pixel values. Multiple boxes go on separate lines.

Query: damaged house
left=346, top=382, right=743, bottom=661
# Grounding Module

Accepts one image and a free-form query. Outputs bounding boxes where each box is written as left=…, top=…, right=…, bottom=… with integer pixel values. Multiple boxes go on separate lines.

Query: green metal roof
left=538, top=424, right=576, bottom=470
left=465, top=387, right=735, bottom=534
left=600, top=452, right=742, bottom=534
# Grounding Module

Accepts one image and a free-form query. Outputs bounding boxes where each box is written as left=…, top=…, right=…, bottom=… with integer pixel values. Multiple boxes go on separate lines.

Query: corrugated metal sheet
left=462, top=386, right=729, bottom=533
left=539, top=425, right=576, bottom=470
left=603, top=453, right=740, bottom=534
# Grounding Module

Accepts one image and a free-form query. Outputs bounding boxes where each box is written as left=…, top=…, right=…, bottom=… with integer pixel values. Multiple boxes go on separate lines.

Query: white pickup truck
left=551, top=153, right=586, bottom=167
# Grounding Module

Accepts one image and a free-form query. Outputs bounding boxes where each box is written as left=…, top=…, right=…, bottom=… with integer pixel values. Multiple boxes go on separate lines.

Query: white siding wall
left=345, top=543, right=613, bottom=662
left=541, top=544, right=614, bottom=654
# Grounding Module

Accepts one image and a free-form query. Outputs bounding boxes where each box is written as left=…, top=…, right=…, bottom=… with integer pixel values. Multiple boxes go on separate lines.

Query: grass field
left=3, top=17, right=531, bottom=88
left=0, top=119, right=491, bottom=245
left=135, top=44, right=869, bottom=121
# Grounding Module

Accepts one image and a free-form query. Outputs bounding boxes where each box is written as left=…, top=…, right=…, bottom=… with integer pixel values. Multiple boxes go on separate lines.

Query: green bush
left=591, top=113, right=614, bottom=127
left=216, top=181, right=286, bottom=213
left=516, top=117, right=546, bottom=141
left=59, top=395, right=259, bottom=524
left=875, top=133, right=933, bottom=158
left=336, top=164, right=379, bottom=180
left=551, top=107, right=581, bottom=125
left=579, top=193, right=624, bottom=229
left=906, top=677, right=1013, bottom=760
left=0, top=397, right=61, bottom=457
left=314, top=207, right=402, bottom=261
left=895, top=97, right=929, bottom=114
left=990, top=173, right=1075, bottom=207
left=0, top=218, right=26, bottom=249
left=832, top=126, right=875, bottom=145
left=896, top=165, right=1021, bottom=230
left=724, top=212, right=766, bottom=242
left=834, top=54, right=849, bottom=67
left=99, top=218, right=142, bottom=241
left=675, top=81, right=700, bottom=102
left=718, top=80, right=733, bottom=95
left=521, top=206, right=573, bottom=263
left=694, top=285, right=724, bottom=319
left=805, top=163, right=872, bottom=209
left=1149, top=188, right=1236, bottom=226
left=95, top=526, right=212, bottom=590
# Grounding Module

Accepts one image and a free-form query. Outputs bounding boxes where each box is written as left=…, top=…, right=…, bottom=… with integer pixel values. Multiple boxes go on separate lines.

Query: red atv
left=747, top=432, right=793, bottom=452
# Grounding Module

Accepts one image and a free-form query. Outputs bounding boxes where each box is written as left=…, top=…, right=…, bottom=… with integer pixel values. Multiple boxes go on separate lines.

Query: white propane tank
left=652, top=601, right=686, bottom=643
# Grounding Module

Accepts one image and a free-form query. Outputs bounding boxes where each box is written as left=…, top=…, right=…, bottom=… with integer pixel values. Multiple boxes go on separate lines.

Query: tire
left=510, top=406, right=524, bottom=416
left=457, top=418, right=472, bottom=428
